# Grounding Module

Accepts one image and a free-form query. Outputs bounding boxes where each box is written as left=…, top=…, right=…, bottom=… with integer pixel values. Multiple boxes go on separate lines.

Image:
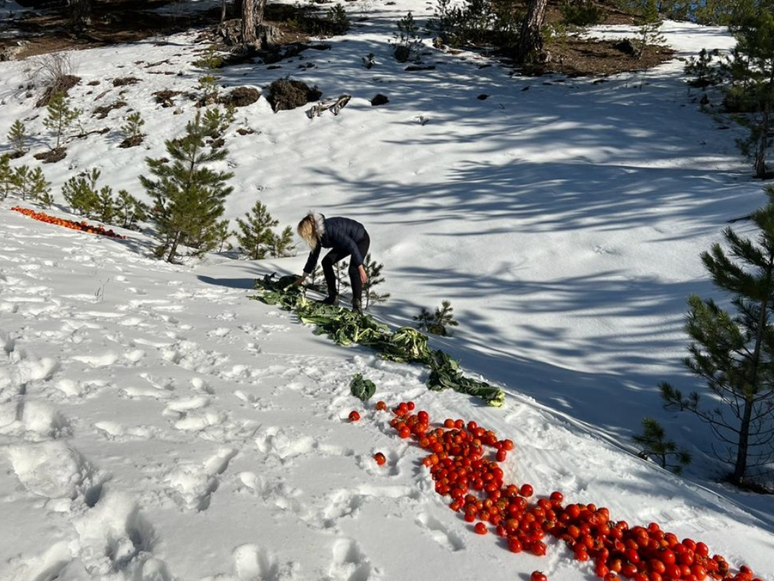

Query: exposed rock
left=266, top=79, right=321, bottom=113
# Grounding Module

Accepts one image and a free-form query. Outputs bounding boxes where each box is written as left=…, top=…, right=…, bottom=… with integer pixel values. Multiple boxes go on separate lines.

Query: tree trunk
left=754, top=106, right=769, bottom=178
left=241, top=0, right=256, bottom=45
left=518, top=0, right=548, bottom=63
left=732, top=397, right=754, bottom=484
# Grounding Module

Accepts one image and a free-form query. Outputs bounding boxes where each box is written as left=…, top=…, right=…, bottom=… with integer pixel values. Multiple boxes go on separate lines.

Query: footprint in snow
left=326, top=538, right=380, bottom=581
left=6, top=440, right=107, bottom=509
left=416, top=512, right=466, bottom=552
left=232, top=544, right=300, bottom=581
left=164, top=447, right=237, bottom=511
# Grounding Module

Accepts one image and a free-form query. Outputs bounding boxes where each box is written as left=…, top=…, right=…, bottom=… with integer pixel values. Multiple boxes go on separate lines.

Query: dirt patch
left=266, top=78, right=321, bottom=113
left=152, top=89, right=182, bottom=107
left=530, top=38, right=675, bottom=78
left=220, top=86, right=260, bottom=108
left=93, top=99, right=127, bottom=119
left=35, top=74, right=81, bottom=107
left=34, top=146, right=67, bottom=163
left=113, top=76, right=141, bottom=87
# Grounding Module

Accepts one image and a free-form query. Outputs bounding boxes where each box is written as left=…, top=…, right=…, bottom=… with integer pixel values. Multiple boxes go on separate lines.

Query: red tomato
left=496, top=449, right=507, bottom=462
left=520, top=483, right=534, bottom=497
left=474, top=522, right=487, bottom=535
left=373, top=452, right=386, bottom=465
left=375, top=400, right=388, bottom=411
left=531, top=572, right=548, bottom=581
left=508, top=538, right=523, bottom=553
left=398, top=426, right=411, bottom=438
left=348, top=410, right=361, bottom=422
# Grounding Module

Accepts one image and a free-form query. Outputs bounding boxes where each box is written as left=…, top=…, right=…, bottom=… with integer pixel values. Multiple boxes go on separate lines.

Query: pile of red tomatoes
left=366, top=401, right=764, bottom=581
left=11, top=206, right=126, bottom=239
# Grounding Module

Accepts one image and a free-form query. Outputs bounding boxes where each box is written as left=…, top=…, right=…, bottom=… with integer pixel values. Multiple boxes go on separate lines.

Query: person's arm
left=295, top=245, right=321, bottom=285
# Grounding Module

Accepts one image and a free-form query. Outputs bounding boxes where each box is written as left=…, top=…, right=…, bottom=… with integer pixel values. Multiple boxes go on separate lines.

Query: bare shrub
left=28, top=52, right=81, bottom=107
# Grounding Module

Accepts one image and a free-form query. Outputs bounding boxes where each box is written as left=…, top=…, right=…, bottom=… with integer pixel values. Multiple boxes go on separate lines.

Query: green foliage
left=684, top=48, right=724, bottom=88
left=637, top=1, right=666, bottom=57
left=192, top=45, right=224, bottom=70
left=120, top=112, right=145, bottom=144
left=269, top=225, right=296, bottom=258
left=63, top=168, right=103, bottom=219
left=725, top=2, right=774, bottom=177
left=661, top=190, right=774, bottom=486
left=392, top=12, right=423, bottom=63
left=611, top=0, right=736, bottom=25
left=350, top=373, right=376, bottom=402
left=115, top=189, right=149, bottom=230
left=363, top=253, right=390, bottom=308
left=433, top=0, right=520, bottom=48
left=633, top=417, right=692, bottom=474
left=326, top=4, right=350, bottom=34
left=141, top=110, right=234, bottom=262
left=0, top=155, right=12, bottom=199
left=252, top=273, right=505, bottom=407
left=414, top=300, right=459, bottom=336
left=560, top=0, right=604, bottom=27
left=5, top=164, right=52, bottom=204
left=235, top=200, right=279, bottom=260
left=43, top=92, right=81, bottom=149
left=8, top=120, right=28, bottom=156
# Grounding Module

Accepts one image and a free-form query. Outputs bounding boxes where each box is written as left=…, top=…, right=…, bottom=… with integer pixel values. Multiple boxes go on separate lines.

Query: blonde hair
left=297, top=213, right=319, bottom=249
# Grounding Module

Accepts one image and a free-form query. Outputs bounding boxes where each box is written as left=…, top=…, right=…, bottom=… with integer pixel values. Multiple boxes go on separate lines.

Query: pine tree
left=362, top=253, right=390, bottom=308
left=43, top=92, right=81, bottom=149
left=235, top=200, right=278, bottom=259
left=141, top=110, right=234, bottom=263
left=633, top=418, right=691, bottom=474
left=8, top=120, right=28, bottom=157
left=115, top=189, right=148, bottom=230
left=11, top=165, right=50, bottom=203
left=0, top=155, right=13, bottom=199
left=726, top=1, right=774, bottom=178
left=660, top=188, right=774, bottom=487
left=269, top=225, right=295, bottom=258
left=414, top=300, right=459, bottom=336
left=63, top=169, right=102, bottom=218
left=119, top=112, right=145, bottom=147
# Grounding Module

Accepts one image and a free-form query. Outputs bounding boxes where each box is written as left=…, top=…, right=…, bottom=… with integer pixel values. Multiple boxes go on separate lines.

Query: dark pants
left=322, top=232, right=370, bottom=302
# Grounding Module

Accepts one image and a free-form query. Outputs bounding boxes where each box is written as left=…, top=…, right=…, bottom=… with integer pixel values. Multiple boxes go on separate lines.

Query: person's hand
left=359, top=265, right=368, bottom=285
left=294, top=274, right=307, bottom=286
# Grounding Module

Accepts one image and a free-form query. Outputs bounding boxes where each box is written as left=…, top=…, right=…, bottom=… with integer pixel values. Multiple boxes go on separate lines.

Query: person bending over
left=296, top=213, right=370, bottom=313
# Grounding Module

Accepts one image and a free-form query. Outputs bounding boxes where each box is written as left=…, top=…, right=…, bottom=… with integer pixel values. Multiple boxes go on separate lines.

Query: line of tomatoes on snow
left=11, top=206, right=126, bottom=239
left=348, top=401, right=764, bottom=581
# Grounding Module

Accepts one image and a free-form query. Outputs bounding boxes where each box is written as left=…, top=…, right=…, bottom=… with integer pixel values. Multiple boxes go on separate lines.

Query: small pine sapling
left=637, top=1, right=666, bottom=58
left=95, top=184, right=116, bottom=224
left=362, top=253, right=390, bottom=308
left=334, top=259, right=350, bottom=294
left=119, top=112, right=145, bottom=148
left=0, top=155, right=14, bottom=199
left=7, top=120, right=29, bottom=158
left=10, top=165, right=50, bottom=203
left=63, top=168, right=102, bottom=218
left=326, top=4, right=350, bottom=34
left=43, top=92, right=82, bottom=149
left=115, top=189, right=148, bottom=230
left=212, top=219, right=233, bottom=253
left=633, top=417, right=692, bottom=474
left=235, top=200, right=279, bottom=259
left=392, top=12, right=423, bottom=63
left=141, top=110, right=234, bottom=262
left=414, top=299, right=459, bottom=336
left=269, top=225, right=295, bottom=258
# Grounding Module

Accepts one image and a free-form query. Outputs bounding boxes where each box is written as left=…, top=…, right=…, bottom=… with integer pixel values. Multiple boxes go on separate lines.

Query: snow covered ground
left=0, top=3, right=773, bottom=581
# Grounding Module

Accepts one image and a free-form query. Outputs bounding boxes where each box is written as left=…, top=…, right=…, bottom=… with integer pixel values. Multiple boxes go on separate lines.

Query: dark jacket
left=303, top=215, right=368, bottom=274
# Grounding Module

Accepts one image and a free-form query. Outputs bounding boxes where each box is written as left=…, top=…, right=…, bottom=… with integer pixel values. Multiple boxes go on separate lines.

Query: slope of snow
left=0, top=6, right=772, bottom=581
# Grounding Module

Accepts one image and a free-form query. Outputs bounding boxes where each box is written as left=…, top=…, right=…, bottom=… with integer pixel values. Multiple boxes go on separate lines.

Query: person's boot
left=321, top=294, right=339, bottom=306
left=351, top=298, right=362, bottom=315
